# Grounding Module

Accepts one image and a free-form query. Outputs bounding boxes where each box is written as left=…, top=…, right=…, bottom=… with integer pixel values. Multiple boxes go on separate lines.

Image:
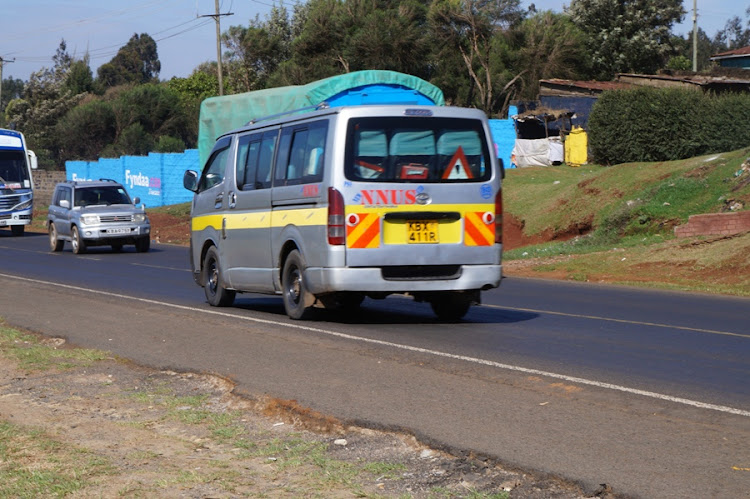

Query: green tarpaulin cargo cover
left=197, top=70, right=445, bottom=168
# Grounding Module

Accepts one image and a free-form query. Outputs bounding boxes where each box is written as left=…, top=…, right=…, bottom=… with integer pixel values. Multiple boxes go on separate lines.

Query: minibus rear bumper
left=304, top=264, right=502, bottom=294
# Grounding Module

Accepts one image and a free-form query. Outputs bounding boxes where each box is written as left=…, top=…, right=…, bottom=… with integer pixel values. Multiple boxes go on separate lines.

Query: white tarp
left=512, top=138, right=550, bottom=167
left=512, top=138, right=564, bottom=167
left=548, top=137, right=564, bottom=164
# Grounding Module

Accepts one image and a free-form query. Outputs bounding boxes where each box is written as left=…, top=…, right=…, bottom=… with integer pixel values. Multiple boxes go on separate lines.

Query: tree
left=222, top=4, right=300, bottom=92
left=56, top=100, right=116, bottom=162
left=672, top=28, right=718, bottom=72
left=1, top=77, right=24, bottom=121
left=567, top=0, right=685, bottom=79
left=110, top=84, right=192, bottom=152
left=513, top=11, right=590, bottom=100
left=5, top=66, right=82, bottom=169
left=66, top=57, right=95, bottom=95
left=428, top=0, right=524, bottom=113
left=97, top=34, right=160, bottom=88
left=713, top=8, right=750, bottom=51
left=273, top=0, right=432, bottom=86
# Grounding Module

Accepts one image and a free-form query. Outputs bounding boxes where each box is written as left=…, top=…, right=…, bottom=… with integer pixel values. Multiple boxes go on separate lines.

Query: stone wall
left=32, top=170, right=67, bottom=207
left=674, top=211, right=750, bottom=238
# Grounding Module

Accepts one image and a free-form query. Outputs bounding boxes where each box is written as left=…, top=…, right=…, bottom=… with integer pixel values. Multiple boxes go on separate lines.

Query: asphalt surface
left=1, top=230, right=749, bottom=498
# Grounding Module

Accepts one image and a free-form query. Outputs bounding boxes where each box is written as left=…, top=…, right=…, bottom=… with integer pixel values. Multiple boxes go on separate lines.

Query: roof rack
left=246, top=102, right=330, bottom=126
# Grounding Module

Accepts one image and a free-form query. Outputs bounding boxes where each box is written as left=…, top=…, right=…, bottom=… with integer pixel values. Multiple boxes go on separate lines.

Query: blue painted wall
left=66, top=150, right=198, bottom=208
left=488, top=105, right=518, bottom=169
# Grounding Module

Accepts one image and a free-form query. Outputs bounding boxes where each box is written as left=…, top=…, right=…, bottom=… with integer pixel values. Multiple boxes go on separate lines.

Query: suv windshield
left=345, top=117, right=492, bottom=183
left=75, top=186, right=132, bottom=207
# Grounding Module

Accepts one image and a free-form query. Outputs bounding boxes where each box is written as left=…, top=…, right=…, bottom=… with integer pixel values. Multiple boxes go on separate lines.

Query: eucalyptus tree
left=513, top=11, right=590, bottom=100
left=96, top=33, right=161, bottom=88
left=428, top=0, right=524, bottom=114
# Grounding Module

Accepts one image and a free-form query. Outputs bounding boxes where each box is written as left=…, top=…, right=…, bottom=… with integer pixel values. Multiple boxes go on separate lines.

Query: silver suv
left=47, top=179, right=151, bottom=254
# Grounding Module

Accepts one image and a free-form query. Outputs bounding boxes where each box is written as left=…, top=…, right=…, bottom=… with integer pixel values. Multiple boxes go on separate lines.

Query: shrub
left=588, top=87, right=750, bottom=164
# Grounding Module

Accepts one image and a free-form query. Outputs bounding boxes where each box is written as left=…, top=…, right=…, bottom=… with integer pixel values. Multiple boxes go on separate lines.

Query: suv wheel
left=71, top=226, right=87, bottom=254
left=203, top=246, right=235, bottom=307
left=135, top=237, right=150, bottom=253
left=49, top=223, right=64, bottom=252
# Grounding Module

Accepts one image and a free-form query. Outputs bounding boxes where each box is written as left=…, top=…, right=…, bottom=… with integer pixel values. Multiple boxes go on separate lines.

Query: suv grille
left=99, top=214, right=133, bottom=223
left=0, top=195, right=21, bottom=210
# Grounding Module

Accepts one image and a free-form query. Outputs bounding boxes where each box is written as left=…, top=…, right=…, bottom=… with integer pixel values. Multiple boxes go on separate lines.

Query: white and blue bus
left=0, top=128, right=37, bottom=236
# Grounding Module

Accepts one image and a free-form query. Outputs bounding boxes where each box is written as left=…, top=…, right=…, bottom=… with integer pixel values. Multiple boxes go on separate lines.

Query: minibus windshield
left=345, top=117, right=492, bottom=183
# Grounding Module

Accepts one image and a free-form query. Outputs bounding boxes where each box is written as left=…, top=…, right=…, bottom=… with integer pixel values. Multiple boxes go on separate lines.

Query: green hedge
left=588, top=87, right=750, bottom=164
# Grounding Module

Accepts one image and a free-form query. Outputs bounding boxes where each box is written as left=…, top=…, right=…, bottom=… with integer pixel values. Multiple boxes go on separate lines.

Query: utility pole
left=692, top=0, right=698, bottom=72
left=199, top=1, right=233, bottom=96
left=0, top=56, right=15, bottom=117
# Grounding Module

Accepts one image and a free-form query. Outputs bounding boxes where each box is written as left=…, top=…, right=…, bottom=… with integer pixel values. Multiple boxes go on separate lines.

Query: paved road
left=1, top=231, right=749, bottom=498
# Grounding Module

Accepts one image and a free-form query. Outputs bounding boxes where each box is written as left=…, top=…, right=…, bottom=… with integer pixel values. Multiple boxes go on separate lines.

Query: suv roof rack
left=246, top=102, right=330, bottom=126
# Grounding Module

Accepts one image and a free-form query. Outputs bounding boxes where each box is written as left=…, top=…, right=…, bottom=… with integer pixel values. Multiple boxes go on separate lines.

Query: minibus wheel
left=282, top=250, right=315, bottom=320
left=203, top=246, right=236, bottom=307
left=430, top=292, right=472, bottom=322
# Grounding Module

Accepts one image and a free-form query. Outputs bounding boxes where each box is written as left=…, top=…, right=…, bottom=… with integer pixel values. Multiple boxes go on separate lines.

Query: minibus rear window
left=345, top=117, right=492, bottom=183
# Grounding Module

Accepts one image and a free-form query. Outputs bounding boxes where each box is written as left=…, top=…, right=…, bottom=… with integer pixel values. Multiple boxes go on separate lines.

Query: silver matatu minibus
left=184, top=105, right=503, bottom=321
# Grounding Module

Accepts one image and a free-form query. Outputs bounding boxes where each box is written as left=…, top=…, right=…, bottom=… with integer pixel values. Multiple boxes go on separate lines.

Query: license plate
left=407, top=220, right=438, bottom=243
left=106, top=228, right=131, bottom=234
left=0, top=220, right=6, bottom=226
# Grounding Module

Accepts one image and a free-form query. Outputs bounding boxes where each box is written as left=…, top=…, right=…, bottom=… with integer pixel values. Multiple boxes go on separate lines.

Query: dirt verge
left=0, top=326, right=597, bottom=498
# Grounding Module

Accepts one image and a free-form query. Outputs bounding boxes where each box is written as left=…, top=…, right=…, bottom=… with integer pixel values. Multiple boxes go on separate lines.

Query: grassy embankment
left=502, top=148, right=750, bottom=296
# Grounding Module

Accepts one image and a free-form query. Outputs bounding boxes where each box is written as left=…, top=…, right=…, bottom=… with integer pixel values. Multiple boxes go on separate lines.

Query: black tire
left=203, top=246, right=235, bottom=307
left=49, top=223, right=64, bottom=252
left=430, top=293, right=472, bottom=322
left=71, top=226, right=86, bottom=254
left=111, top=243, right=123, bottom=253
left=281, top=250, right=315, bottom=320
left=337, top=292, right=365, bottom=309
left=11, top=225, right=24, bottom=236
left=135, top=237, right=150, bottom=253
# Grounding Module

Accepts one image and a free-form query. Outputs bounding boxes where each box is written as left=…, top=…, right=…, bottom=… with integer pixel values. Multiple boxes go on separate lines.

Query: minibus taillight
left=494, top=190, right=503, bottom=244
left=328, top=187, right=346, bottom=245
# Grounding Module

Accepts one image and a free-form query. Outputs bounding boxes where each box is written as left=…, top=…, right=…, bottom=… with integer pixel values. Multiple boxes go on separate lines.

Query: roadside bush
left=56, top=100, right=116, bottom=162
left=588, top=87, right=750, bottom=164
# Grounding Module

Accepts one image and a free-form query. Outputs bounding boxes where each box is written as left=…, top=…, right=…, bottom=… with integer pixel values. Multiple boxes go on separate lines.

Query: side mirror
left=183, top=170, right=199, bottom=192
left=59, top=199, right=70, bottom=209
left=498, top=157, right=505, bottom=179
left=27, top=150, right=38, bottom=170
left=133, top=197, right=140, bottom=205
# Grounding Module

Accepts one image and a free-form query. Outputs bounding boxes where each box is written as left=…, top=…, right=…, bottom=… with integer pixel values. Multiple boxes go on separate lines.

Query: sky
left=1, top=0, right=748, bottom=83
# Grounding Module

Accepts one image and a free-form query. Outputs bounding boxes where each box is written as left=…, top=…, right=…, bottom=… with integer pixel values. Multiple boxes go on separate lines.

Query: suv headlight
left=81, top=215, right=99, bottom=225
left=133, top=213, right=147, bottom=223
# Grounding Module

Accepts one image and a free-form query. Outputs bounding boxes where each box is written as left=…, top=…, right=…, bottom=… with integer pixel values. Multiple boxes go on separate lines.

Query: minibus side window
left=236, top=133, right=262, bottom=191
left=256, top=131, right=277, bottom=189
left=274, top=120, right=327, bottom=186
left=198, top=137, right=231, bottom=192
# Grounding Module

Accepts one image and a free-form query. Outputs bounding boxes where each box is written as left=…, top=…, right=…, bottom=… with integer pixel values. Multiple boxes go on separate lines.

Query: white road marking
left=483, top=304, right=750, bottom=339
left=3, top=272, right=749, bottom=418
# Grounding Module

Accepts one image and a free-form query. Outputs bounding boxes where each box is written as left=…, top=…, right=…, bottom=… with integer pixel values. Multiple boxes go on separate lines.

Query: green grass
left=0, top=421, right=113, bottom=498
left=504, top=148, right=750, bottom=258
left=0, top=323, right=109, bottom=371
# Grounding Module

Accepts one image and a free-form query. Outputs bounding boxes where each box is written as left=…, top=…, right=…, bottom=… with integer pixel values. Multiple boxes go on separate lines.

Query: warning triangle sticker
left=442, top=146, right=474, bottom=180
